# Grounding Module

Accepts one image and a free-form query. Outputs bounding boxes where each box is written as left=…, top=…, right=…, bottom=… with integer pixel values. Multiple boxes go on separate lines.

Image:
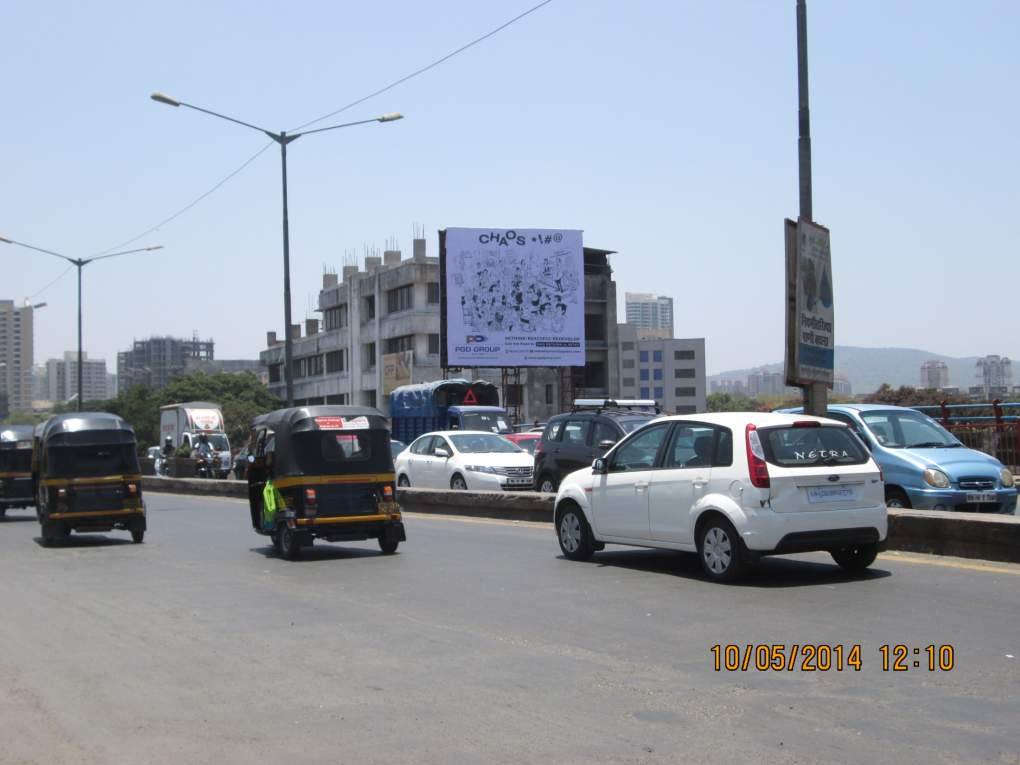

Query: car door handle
left=693, top=478, right=707, bottom=488
left=634, top=481, right=649, bottom=490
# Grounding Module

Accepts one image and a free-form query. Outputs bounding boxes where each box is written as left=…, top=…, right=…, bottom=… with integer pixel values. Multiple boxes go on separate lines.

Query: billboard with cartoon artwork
left=439, top=228, right=586, bottom=367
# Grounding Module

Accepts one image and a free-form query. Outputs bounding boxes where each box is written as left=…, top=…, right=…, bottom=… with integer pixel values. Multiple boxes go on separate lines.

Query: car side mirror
left=592, top=458, right=607, bottom=475
left=597, top=439, right=617, bottom=450
left=434, top=448, right=450, bottom=459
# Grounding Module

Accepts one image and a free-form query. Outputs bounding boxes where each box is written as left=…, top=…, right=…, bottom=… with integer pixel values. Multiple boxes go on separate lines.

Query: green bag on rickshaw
left=262, top=480, right=284, bottom=531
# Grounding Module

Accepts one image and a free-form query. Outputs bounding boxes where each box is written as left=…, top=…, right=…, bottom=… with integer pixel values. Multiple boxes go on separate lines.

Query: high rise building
left=45, top=351, right=109, bottom=403
left=616, top=324, right=706, bottom=413
left=117, top=335, right=215, bottom=391
left=920, top=360, right=950, bottom=390
left=0, top=300, right=35, bottom=413
left=976, top=355, right=1012, bottom=398
left=624, top=293, right=674, bottom=339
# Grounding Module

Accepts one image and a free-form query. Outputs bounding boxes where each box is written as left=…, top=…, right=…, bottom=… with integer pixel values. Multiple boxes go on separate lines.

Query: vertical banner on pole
left=786, top=218, right=834, bottom=387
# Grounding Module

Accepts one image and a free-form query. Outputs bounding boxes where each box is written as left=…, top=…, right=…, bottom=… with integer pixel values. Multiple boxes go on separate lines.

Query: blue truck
left=389, top=379, right=512, bottom=444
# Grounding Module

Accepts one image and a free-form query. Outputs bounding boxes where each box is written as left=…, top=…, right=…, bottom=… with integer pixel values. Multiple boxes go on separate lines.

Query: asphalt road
left=1, top=493, right=1018, bottom=765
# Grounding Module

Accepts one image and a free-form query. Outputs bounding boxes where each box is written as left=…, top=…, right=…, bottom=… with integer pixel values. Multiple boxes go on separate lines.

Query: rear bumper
left=904, top=486, right=1017, bottom=514
left=294, top=517, right=405, bottom=543
left=46, top=507, right=146, bottom=530
left=740, top=505, right=887, bottom=552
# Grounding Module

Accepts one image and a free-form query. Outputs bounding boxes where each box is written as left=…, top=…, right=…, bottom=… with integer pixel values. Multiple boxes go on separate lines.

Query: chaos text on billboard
left=785, top=219, right=834, bottom=386
left=440, top=228, right=586, bottom=367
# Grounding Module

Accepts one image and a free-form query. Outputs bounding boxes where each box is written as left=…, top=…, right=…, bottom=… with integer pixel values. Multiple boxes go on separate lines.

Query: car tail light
left=534, top=439, right=545, bottom=457
left=382, top=485, right=394, bottom=500
left=745, top=424, right=770, bottom=489
left=304, top=488, right=317, bottom=516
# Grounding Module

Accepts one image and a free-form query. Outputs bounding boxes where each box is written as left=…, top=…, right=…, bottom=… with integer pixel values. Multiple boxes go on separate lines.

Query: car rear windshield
left=761, top=425, right=868, bottom=467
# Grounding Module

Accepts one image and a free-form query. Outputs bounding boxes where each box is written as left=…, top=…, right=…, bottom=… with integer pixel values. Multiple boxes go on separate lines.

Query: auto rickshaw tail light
left=126, top=483, right=137, bottom=495
left=304, top=488, right=318, bottom=516
left=57, top=488, right=67, bottom=497
left=382, top=485, right=394, bottom=500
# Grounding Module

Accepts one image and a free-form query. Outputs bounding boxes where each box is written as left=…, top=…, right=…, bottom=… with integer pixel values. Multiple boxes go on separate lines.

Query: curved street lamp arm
left=0, top=236, right=77, bottom=265
left=297, top=116, right=393, bottom=138
left=177, top=101, right=272, bottom=136
left=85, top=245, right=164, bottom=264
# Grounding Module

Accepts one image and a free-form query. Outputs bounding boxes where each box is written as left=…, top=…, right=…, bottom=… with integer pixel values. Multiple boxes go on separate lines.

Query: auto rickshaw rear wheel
left=278, top=525, right=303, bottom=560
left=378, top=536, right=399, bottom=555
left=130, top=522, right=145, bottom=544
left=41, top=520, right=66, bottom=547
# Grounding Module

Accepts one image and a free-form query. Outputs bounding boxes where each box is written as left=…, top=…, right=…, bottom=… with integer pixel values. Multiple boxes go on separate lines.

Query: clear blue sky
left=2, top=0, right=1017, bottom=377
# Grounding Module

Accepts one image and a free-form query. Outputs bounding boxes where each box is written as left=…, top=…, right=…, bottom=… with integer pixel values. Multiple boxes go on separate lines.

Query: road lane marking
left=878, top=551, right=1020, bottom=577
left=403, top=512, right=549, bottom=530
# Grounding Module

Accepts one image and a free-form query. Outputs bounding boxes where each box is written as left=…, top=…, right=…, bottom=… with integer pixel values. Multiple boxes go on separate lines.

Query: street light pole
left=0, top=237, right=162, bottom=411
left=150, top=92, right=403, bottom=408
left=796, top=0, right=827, bottom=416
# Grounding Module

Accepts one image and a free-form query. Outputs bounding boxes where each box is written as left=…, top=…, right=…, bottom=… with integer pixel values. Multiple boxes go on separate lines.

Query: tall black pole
left=797, top=0, right=826, bottom=416
left=77, top=262, right=83, bottom=412
left=279, top=132, right=295, bottom=408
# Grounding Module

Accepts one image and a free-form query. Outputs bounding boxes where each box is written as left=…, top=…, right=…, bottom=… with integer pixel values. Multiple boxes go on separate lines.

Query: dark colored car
left=533, top=402, right=659, bottom=493
left=233, top=445, right=250, bottom=480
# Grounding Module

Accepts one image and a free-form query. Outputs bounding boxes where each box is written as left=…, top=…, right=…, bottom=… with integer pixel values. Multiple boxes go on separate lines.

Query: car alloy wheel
left=702, top=526, right=732, bottom=575
left=539, top=477, right=556, bottom=494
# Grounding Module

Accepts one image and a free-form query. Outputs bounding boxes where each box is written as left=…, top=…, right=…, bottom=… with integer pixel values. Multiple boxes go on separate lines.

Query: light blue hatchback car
left=781, top=404, right=1017, bottom=514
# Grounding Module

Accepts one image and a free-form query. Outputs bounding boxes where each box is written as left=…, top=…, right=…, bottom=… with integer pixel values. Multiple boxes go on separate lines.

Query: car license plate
left=807, top=485, right=859, bottom=504
left=966, top=492, right=997, bottom=503
left=507, top=478, right=530, bottom=486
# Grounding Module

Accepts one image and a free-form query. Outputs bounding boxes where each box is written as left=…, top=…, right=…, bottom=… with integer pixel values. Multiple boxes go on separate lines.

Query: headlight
left=922, top=468, right=950, bottom=489
left=465, top=465, right=498, bottom=474
left=1001, top=467, right=1014, bottom=488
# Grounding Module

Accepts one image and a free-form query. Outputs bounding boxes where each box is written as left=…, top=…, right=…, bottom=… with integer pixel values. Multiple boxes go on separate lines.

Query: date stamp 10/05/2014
left=710, top=644, right=956, bottom=673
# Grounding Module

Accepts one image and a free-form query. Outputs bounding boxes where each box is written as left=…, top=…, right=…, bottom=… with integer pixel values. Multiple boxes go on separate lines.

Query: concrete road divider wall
left=142, top=478, right=1020, bottom=564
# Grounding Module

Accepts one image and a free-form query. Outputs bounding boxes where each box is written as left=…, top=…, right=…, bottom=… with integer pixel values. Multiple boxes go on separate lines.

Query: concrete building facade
left=920, top=360, right=950, bottom=390
left=624, top=293, right=674, bottom=339
left=0, top=300, right=34, bottom=413
left=45, top=351, right=109, bottom=403
left=975, top=355, right=1012, bottom=399
left=260, top=238, right=620, bottom=422
left=118, top=335, right=215, bottom=391
left=616, top=324, right=705, bottom=414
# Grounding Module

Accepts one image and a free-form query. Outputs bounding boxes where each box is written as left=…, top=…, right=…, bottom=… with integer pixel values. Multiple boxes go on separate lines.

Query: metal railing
left=912, top=400, right=1020, bottom=470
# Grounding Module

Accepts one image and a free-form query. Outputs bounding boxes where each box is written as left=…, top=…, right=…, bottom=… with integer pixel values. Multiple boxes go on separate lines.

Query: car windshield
left=860, top=411, right=960, bottom=449
left=197, top=434, right=229, bottom=450
left=449, top=434, right=522, bottom=454
left=459, top=413, right=512, bottom=434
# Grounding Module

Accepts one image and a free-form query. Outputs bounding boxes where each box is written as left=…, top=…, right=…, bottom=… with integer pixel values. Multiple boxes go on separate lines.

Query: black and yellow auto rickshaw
left=246, top=406, right=405, bottom=560
left=34, top=412, right=146, bottom=546
left=0, top=425, right=35, bottom=516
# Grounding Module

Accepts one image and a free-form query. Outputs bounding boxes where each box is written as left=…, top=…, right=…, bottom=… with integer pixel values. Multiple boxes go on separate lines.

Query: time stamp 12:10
left=710, top=644, right=956, bottom=672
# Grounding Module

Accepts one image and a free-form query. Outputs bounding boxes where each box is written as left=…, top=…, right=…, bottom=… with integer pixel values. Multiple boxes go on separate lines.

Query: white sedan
left=395, top=431, right=534, bottom=491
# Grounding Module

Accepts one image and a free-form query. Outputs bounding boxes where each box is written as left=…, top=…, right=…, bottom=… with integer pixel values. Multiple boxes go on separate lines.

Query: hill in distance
left=710, top=346, right=988, bottom=395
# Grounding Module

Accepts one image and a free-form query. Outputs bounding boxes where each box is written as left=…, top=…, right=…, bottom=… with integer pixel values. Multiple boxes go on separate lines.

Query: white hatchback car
left=395, top=431, right=535, bottom=491
left=553, top=412, right=887, bottom=582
